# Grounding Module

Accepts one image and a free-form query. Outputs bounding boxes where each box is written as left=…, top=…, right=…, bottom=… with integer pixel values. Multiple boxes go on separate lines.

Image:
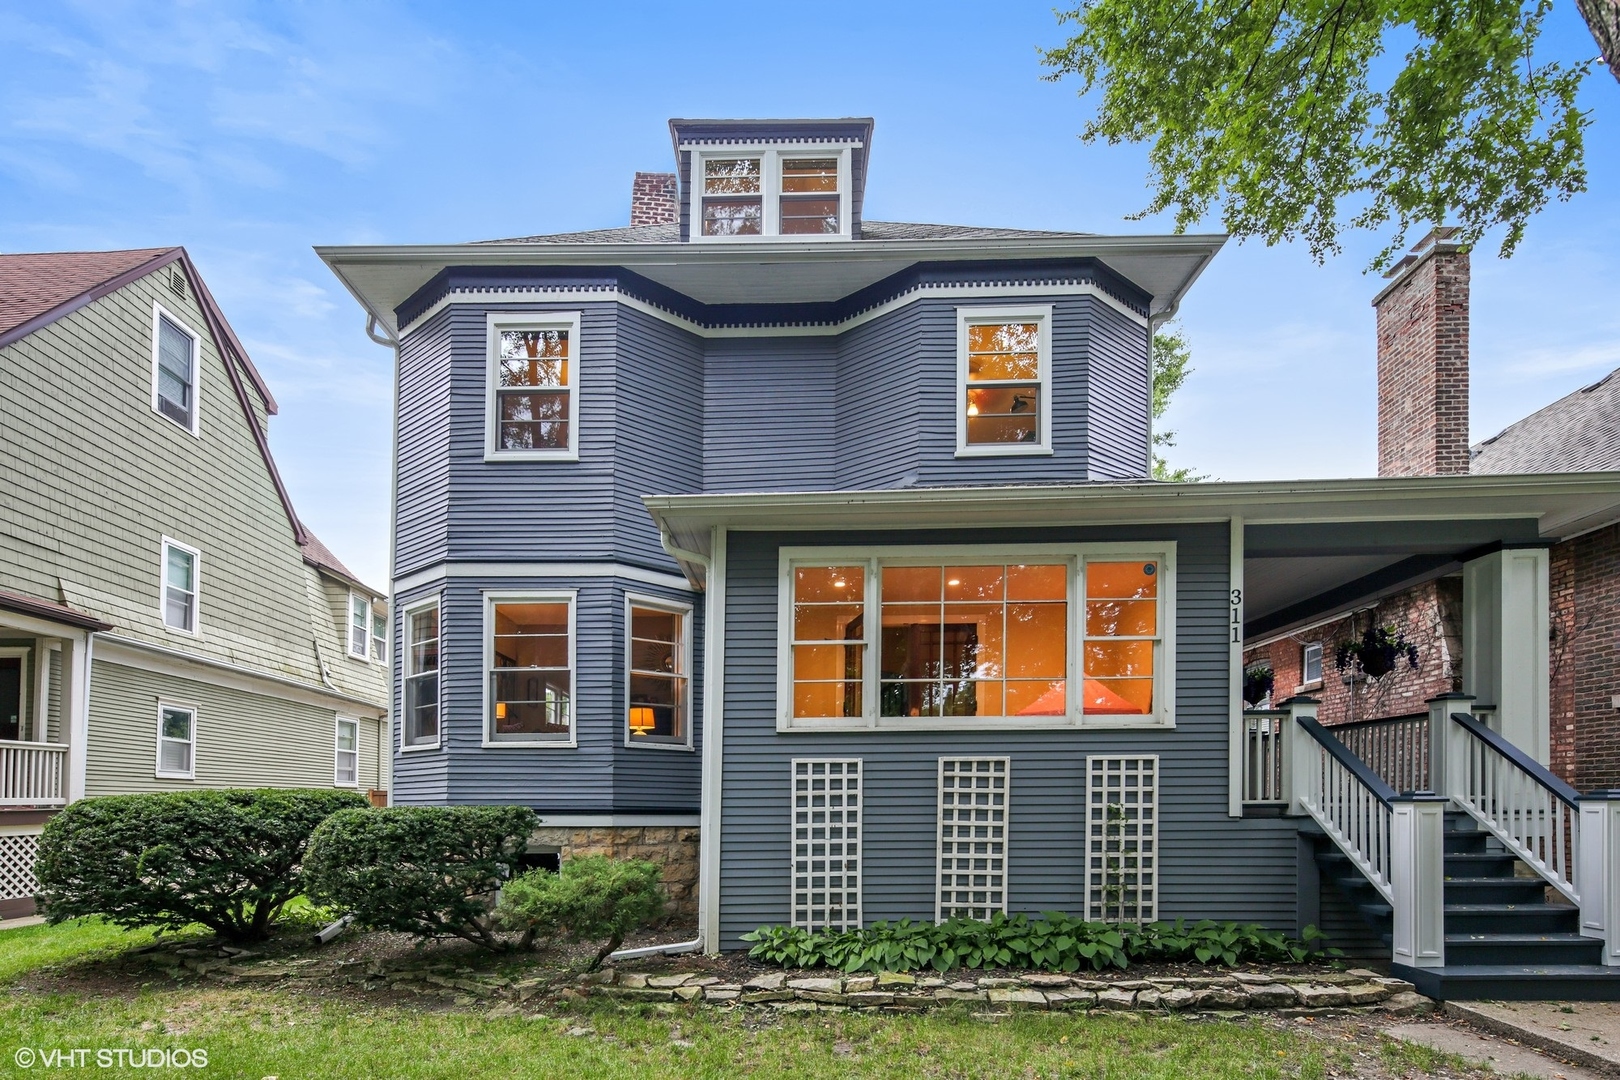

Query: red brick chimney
left=631, top=172, right=678, bottom=228
left=1372, top=228, right=1471, bottom=476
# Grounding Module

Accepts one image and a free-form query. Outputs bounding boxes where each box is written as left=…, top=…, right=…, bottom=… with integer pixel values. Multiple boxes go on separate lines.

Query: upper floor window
left=957, top=307, right=1052, bottom=457
left=349, top=593, right=370, bottom=658
left=487, top=313, right=580, bottom=461
left=402, top=600, right=440, bottom=749
left=161, top=538, right=200, bottom=633
left=626, top=597, right=692, bottom=748
left=692, top=148, right=848, bottom=240
left=371, top=608, right=387, bottom=663
left=486, top=593, right=575, bottom=746
left=151, top=304, right=200, bottom=435
left=1301, top=641, right=1323, bottom=685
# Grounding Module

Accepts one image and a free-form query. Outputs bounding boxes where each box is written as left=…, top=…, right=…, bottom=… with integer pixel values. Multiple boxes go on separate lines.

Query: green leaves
left=1042, top=0, right=1593, bottom=270
left=496, top=855, right=666, bottom=967
left=742, top=915, right=1335, bottom=973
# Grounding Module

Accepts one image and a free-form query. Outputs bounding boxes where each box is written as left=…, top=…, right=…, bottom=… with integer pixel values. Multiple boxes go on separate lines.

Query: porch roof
left=0, top=588, right=113, bottom=633
left=643, top=472, right=1620, bottom=592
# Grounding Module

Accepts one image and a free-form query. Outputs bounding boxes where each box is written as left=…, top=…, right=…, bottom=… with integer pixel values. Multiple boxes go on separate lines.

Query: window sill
left=954, top=445, right=1054, bottom=459
left=483, top=450, right=580, bottom=463
left=161, top=623, right=201, bottom=638
left=1295, top=680, right=1323, bottom=693
left=624, top=738, right=695, bottom=752
left=690, top=232, right=850, bottom=243
left=399, top=741, right=441, bottom=753
left=154, top=771, right=196, bottom=781
left=481, top=738, right=578, bottom=750
left=776, top=715, right=1174, bottom=734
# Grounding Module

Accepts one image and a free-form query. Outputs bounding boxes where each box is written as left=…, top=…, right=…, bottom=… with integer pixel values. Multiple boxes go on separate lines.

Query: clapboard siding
left=391, top=574, right=701, bottom=812
left=613, top=306, right=704, bottom=567
left=395, top=308, right=453, bottom=574
left=717, top=525, right=1300, bottom=948
left=834, top=303, right=925, bottom=489
left=705, top=337, right=836, bottom=491
left=1085, top=303, right=1151, bottom=480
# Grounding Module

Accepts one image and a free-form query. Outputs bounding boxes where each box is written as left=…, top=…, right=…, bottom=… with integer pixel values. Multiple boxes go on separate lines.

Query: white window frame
left=955, top=305, right=1054, bottom=458
left=154, top=701, right=198, bottom=780
left=688, top=145, right=852, bottom=242
left=160, top=536, right=201, bottom=635
left=1301, top=641, right=1324, bottom=687
left=400, top=595, right=441, bottom=752
left=482, top=589, right=578, bottom=749
left=485, top=311, right=582, bottom=462
left=334, top=716, right=360, bottom=787
left=623, top=593, right=695, bottom=751
left=347, top=591, right=371, bottom=659
left=776, top=542, right=1176, bottom=733
left=150, top=301, right=201, bottom=437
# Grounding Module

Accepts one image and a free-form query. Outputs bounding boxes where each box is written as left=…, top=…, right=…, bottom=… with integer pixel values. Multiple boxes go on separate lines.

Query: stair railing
left=1444, top=709, right=1580, bottom=903
left=1293, top=713, right=1396, bottom=902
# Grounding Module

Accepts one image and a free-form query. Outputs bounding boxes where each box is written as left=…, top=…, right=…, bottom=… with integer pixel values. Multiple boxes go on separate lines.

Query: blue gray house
left=321, top=118, right=1620, bottom=998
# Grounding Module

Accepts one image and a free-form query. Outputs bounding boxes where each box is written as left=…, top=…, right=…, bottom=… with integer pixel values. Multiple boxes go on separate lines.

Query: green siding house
left=0, top=247, right=388, bottom=919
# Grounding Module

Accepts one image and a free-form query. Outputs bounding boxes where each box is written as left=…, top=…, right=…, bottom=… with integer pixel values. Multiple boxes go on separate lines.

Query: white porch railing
left=1332, top=712, right=1430, bottom=795
left=1445, top=710, right=1580, bottom=903
left=1293, top=713, right=1396, bottom=902
left=1241, top=711, right=1286, bottom=804
left=0, top=740, right=68, bottom=807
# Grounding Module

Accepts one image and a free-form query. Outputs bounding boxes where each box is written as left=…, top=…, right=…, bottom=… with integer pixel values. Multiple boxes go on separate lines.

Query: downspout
left=367, top=313, right=401, bottom=806
left=609, top=521, right=714, bottom=960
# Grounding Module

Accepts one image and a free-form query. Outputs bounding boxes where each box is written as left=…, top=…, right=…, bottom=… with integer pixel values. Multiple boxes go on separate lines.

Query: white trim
left=1084, top=754, right=1159, bottom=923
left=154, top=700, right=197, bottom=780
left=700, top=526, right=725, bottom=952
left=1301, top=641, right=1324, bottom=685
left=790, top=757, right=863, bottom=930
left=92, top=635, right=385, bottom=715
left=485, top=311, right=582, bottom=462
left=399, top=594, right=442, bottom=752
left=333, top=716, right=360, bottom=787
left=0, top=647, right=30, bottom=743
left=401, top=281, right=1148, bottom=338
left=532, top=813, right=703, bottom=828
left=776, top=542, right=1176, bottom=732
left=150, top=301, right=201, bottom=437
left=955, top=305, right=1054, bottom=457
left=481, top=589, right=578, bottom=748
left=623, top=593, right=695, bottom=751
left=689, top=145, right=851, bottom=243
left=32, top=642, right=49, bottom=742
left=1227, top=516, right=1245, bottom=818
left=393, top=560, right=695, bottom=595
left=159, top=536, right=201, bottom=636
left=346, top=590, right=371, bottom=659
left=937, top=757, right=1010, bottom=921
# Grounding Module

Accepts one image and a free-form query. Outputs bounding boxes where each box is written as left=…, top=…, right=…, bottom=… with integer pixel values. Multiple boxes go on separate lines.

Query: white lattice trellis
left=0, top=829, right=43, bottom=902
left=1085, top=756, right=1159, bottom=923
left=791, top=759, right=861, bottom=931
left=937, top=757, right=1010, bottom=921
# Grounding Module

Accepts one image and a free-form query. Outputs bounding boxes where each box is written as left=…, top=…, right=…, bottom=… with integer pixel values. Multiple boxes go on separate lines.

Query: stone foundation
left=529, top=826, right=699, bottom=921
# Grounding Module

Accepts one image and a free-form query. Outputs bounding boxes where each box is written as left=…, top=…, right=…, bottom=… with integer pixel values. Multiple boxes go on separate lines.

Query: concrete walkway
left=1385, top=1021, right=1611, bottom=1080
left=1444, top=1001, right=1620, bottom=1078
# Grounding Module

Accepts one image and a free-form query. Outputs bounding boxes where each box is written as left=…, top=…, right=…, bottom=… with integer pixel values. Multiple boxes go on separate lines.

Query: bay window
left=957, top=307, right=1052, bottom=456
left=487, top=313, right=580, bottom=460
left=402, top=600, right=439, bottom=749
left=486, top=593, right=574, bottom=745
left=626, top=597, right=692, bottom=748
left=780, top=545, right=1173, bottom=730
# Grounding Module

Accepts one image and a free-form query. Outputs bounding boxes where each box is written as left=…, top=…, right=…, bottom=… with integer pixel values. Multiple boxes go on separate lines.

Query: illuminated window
left=627, top=599, right=691, bottom=747
left=701, top=158, right=763, bottom=236
left=958, top=309, right=1051, bottom=455
left=1082, top=561, right=1160, bottom=716
left=488, top=597, right=573, bottom=744
left=789, top=565, right=867, bottom=719
left=488, top=314, right=580, bottom=459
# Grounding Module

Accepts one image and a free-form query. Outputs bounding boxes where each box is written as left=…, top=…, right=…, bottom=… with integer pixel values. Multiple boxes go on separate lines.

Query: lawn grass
left=0, top=918, right=168, bottom=983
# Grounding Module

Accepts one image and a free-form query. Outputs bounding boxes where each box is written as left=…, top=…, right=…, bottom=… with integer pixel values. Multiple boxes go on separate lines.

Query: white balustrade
left=1242, top=711, right=1286, bottom=804
left=1333, top=713, right=1431, bottom=794
left=1294, top=713, right=1395, bottom=903
left=0, top=740, right=68, bottom=806
left=1578, top=793, right=1620, bottom=965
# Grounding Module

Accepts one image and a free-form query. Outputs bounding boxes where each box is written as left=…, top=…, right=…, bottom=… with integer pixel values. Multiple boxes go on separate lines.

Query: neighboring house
left=321, top=119, right=1620, bottom=996
left=1244, top=237, right=1620, bottom=794
left=0, top=248, right=389, bottom=919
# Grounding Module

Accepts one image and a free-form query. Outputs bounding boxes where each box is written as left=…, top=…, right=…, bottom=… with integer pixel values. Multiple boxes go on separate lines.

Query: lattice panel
left=937, top=757, right=1010, bottom=921
left=1085, top=756, right=1159, bottom=923
left=0, top=830, right=42, bottom=902
left=791, top=759, right=861, bottom=931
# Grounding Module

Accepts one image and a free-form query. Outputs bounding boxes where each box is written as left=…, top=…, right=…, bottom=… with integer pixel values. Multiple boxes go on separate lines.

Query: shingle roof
left=0, top=248, right=175, bottom=341
left=1471, top=368, right=1620, bottom=475
left=299, top=531, right=381, bottom=596
left=474, top=220, right=1094, bottom=245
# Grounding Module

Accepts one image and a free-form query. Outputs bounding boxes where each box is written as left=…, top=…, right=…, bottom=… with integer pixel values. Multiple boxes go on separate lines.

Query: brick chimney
left=630, top=172, right=678, bottom=228
left=1372, top=228, right=1471, bottom=476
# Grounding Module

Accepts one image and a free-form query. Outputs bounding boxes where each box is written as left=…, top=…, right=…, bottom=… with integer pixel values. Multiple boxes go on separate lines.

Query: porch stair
left=1308, top=812, right=1620, bottom=1000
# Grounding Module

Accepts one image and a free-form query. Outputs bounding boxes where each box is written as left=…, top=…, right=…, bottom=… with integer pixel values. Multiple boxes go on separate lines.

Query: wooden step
left=1443, top=932, right=1604, bottom=967
left=1443, top=903, right=1581, bottom=935
left=1393, top=963, right=1620, bottom=1001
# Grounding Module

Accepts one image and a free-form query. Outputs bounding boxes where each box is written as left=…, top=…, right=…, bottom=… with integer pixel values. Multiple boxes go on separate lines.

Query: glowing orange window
left=964, top=322, right=1041, bottom=446
left=791, top=565, right=867, bottom=718
left=1082, top=561, right=1159, bottom=715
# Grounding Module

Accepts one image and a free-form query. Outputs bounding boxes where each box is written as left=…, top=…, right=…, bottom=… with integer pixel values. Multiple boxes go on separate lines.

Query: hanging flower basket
left=1334, top=625, right=1419, bottom=679
left=1242, top=665, right=1274, bottom=707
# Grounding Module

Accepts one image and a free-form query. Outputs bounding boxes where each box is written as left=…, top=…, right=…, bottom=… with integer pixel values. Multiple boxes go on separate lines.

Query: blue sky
left=3, top=1, right=1617, bottom=587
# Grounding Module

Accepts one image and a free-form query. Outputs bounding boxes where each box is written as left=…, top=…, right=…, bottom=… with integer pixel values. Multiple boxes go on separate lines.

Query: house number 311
left=1230, top=589, right=1242, bottom=644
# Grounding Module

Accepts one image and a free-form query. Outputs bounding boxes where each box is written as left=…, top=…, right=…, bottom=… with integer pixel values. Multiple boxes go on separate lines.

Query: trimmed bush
left=742, top=914, right=1331, bottom=973
left=497, top=855, right=665, bottom=967
left=303, top=804, right=536, bottom=949
left=34, top=788, right=367, bottom=942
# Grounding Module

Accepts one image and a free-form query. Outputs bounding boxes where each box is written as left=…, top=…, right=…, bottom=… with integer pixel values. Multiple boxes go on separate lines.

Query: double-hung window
left=370, top=608, right=387, bottom=663
left=486, top=593, right=574, bottom=745
left=957, top=307, right=1052, bottom=456
left=781, top=545, right=1173, bottom=730
left=1301, top=642, right=1323, bottom=685
left=693, top=148, right=849, bottom=239
left=402, top=600, right=440, bottom=749
left=156, top=703, right=196, bottom=778
left=349, top=593, right=370, bottom=658
left=334, top=718, right=359, bottom=786
left=487, top=313, right=581, bottom=460
left=161, top=538, right=199, bottom=633
left=152, top=304, right=199, bottom=434
left=626, top=597, right=692, bottom=748
left=701, top=157, right=764, bottom=236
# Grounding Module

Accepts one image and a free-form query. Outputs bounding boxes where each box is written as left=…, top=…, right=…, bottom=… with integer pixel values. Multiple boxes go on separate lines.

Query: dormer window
left=690, top=147, right=849, bottom=240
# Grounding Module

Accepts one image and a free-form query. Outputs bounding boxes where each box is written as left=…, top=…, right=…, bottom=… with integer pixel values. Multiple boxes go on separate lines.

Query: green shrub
left=742, top=914, right=1330, bottom=974
left=303, top=804, right=537, bottom=950
left=34, top=788, right=366, bottom=943
left=497, top=855, right=665, bottom=967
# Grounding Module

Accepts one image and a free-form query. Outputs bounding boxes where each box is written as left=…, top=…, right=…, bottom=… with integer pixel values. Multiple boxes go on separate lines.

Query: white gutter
left=366, top=312, right=402, bottom=807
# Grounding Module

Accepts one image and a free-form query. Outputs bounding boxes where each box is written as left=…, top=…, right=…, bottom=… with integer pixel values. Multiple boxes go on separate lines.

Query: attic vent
left=167, top=266, right=186, bottom=298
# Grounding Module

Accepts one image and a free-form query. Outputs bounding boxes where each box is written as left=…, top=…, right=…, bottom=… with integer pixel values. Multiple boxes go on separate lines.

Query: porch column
left=59, top=632, right=92, bottom=804
left=1462, top=548, right=1549, bottom=764
left=1282, top=696, right=1319, bottom=817
left=1390, top=793, right=1448, bottom=969
left=1578, top=791, right=1620, bottom=966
